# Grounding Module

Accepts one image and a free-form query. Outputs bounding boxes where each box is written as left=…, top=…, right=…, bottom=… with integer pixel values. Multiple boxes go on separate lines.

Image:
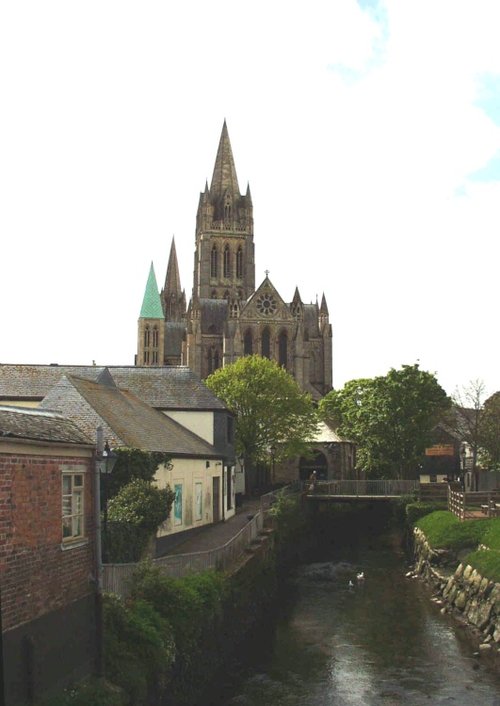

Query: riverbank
left=412, top=521, right=500, bottom=665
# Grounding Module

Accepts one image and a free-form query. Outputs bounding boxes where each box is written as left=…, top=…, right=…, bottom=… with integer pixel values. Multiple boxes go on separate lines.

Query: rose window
left=256, top=292, right=277, bottom=316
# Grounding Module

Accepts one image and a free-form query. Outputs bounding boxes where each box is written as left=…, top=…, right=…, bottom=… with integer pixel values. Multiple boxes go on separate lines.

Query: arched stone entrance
left=299, top=451, right=328, bottom=481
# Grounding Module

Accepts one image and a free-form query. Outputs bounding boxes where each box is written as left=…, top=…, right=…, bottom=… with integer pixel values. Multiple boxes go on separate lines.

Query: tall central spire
left=210, top=120, right=240, bottom=198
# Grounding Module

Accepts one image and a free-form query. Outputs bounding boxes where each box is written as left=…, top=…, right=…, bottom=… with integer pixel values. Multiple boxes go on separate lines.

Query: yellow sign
left=425, top=445, right=454, bottom=457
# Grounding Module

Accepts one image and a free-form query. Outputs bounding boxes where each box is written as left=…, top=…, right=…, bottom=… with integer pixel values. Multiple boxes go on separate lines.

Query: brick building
left=136, top=122, right=333, bottom=400
left=0, top=406, right=96, bottom=706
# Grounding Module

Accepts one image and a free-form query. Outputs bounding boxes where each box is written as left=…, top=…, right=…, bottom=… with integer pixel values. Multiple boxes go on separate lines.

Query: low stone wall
left=413, top=527, right=500, bottom=656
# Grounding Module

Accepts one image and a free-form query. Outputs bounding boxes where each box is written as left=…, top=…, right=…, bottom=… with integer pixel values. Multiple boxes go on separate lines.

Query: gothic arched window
left=278, top=330, right=287, bottom=368
left=236, top=247, right=243, bottom=279
left=152, top=326, right=159, bottom=348
left=211, top=246, right=218, bottom=278
left=244, top=329, right=253, bottom=356
left=223, top=245, right=230, bottom=278
left=261, top=327, right=271, bottom=359
left=144, top=325, right=150, bottom=348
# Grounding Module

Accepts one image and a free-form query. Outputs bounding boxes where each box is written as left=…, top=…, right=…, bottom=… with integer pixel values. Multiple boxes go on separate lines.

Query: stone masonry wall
left=413, top=527, right=500, bottom=655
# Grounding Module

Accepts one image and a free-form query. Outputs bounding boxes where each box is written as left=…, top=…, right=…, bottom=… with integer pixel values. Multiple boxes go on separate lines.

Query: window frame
left=62, top=472, right=85, bottom=543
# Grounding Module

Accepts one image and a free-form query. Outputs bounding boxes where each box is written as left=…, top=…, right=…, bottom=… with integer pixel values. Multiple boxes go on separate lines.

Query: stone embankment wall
left=413, top=527, right=500, bottom=655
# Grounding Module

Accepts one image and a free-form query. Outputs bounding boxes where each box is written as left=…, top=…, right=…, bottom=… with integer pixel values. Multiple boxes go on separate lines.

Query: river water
left=215, top=528, right=500, bottom=706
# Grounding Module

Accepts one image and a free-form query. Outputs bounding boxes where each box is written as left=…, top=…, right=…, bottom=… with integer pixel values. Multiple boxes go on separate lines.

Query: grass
left=415, top=510, right=500, bottom=583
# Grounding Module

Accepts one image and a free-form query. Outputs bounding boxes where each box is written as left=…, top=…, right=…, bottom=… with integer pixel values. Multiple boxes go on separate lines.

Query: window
left=223, top=245, right=230, bottom=278
left=244, top=329, right=253, bottom=355
left=261, top=327, right=271, bottom=358
left=62, top=473, right=85, bottom=541
left=144, top=325, right=150, bottom=347
left=152, top=326, right=159, bottom=347
left=211, top=246, right=218, bottom=278
left=278, top=330, right=288, bottom=368
left=236, top=247, right=243, bottom=279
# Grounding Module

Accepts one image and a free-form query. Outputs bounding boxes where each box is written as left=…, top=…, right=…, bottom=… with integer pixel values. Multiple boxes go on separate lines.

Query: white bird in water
left=356, top=572, right=365, bottom=582
left=348, top=580, right=354, bottom=588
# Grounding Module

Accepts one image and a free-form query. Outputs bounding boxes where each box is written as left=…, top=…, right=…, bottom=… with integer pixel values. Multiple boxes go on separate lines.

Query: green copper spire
left=140, top=263, right=164, bottom=319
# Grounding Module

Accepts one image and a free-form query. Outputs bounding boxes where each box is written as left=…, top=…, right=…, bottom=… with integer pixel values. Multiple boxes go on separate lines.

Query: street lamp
left=94, top=427, right=117, bottom=677
left=460, top=444, right=467, bottom=488
left=270, top=445, right=277, bottom=487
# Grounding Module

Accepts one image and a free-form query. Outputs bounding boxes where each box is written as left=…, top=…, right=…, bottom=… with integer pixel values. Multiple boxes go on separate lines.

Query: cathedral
left=136, top=122, right=332, bottom=400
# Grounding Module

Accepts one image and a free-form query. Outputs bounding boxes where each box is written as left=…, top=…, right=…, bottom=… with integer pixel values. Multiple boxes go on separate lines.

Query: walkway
left=167, top=497, right=263, bottom=554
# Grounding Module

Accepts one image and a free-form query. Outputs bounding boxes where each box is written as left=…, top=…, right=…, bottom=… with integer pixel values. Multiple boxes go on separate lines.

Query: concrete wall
left=164, top=410, right=214, bottom=445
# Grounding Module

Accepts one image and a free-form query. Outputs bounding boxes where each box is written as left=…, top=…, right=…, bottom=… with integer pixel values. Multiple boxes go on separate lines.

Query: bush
left=107, top=479, right=174, bottom=534
left=405, top=502, right=448, bottom=526
left=40, top=678, right=124, bottom=706
left=103, top=594, right=175, bottom=705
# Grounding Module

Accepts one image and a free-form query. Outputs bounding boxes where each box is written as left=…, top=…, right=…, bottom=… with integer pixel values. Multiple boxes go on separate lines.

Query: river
left=213, top=523, right=500, bottom=706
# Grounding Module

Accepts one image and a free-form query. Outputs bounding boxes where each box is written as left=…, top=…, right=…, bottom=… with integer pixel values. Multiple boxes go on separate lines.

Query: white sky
left=1, top=0, right=500, bottom=398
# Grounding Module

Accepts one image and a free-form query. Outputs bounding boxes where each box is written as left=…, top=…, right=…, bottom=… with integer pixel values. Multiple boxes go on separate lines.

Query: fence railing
left=310, top=479, right=420, bottom=497
left=448, top=486, right=500, bottom=521
left=103, top=484, right=300, bottom=597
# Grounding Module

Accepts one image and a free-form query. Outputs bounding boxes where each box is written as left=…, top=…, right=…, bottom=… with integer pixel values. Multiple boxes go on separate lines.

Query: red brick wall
left=0, top=450, right=95, bottom=632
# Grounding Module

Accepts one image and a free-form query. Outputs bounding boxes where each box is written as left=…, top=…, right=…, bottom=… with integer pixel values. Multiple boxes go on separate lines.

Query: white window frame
left=62, top=472, right=85, bottom=542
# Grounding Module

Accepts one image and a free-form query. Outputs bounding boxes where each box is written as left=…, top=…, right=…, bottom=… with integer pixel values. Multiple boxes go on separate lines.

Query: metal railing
left=309, top=479, right=420, bottom=497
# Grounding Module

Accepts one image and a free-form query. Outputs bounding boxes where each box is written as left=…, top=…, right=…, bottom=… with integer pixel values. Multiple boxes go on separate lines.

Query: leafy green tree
left=107, top=478, right=174, bottom=534
left=105, top=479, right=175, bottom=561
left=205, top=355, right=319, bottom=469
left=106, top=448, right=172, bottom=501
left=320, top=364, right=450, bottom=479
left=479, top=391, right=500, bottom=470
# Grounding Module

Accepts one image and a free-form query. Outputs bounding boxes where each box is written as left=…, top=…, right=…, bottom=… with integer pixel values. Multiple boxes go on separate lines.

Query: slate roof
left=0, top=364, right=227, bottom=411
left=0, top=405, right=92, bottom=446
left=40, top=375, right=220, bottom=457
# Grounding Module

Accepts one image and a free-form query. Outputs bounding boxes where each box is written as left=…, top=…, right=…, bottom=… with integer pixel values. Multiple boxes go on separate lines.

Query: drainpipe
left=94, top=427, right=104, bottom=677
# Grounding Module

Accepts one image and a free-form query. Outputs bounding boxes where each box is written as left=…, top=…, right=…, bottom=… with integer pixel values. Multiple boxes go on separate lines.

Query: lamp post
left=460, top=444, right=467, bottom=489
left=270, top=445, right=277, bottom=487
left=94, top=427, right=117, bottom=677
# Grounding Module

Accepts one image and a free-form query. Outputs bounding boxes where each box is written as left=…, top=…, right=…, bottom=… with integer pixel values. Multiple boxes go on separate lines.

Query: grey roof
left=0, top=405, right=92, bottom=446
left=0, top=364, right=227, bottom=411
left=40, top=375, right=220, bottom=457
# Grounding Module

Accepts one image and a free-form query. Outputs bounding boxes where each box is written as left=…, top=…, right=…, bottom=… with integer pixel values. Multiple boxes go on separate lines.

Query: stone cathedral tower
left=137, top=122, right=332, bottom=399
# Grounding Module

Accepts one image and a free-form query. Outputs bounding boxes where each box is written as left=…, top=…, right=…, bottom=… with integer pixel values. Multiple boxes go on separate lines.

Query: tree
left=205, top=355, right=319, bottom=475
left=451, top=379, right=487, bottom=472
left=105, top=479, right=175, bottom=562
left=319, top=364, right=450, bottom=479
left=479, top=392, right=500, bottom=470
left=106, top=448, right=172, bottom=502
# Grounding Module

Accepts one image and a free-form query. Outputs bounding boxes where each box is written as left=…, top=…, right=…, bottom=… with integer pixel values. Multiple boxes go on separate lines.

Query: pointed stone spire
left=320, top=293, right=329, bottom=315
left=162, top=237, right=186, bottom=322
left=210, top=120, right=240, bottom=198
left=140, top=263, right=164, bottom=319
left=164, top=237, right=182, bottom=296
left=292, top=287, right=303, bottom=305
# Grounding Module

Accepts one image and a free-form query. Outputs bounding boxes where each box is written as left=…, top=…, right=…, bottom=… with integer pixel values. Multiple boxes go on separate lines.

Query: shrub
left=41, top=678, right=124, bottom=706
left=405, top=502, right=448, bottom=526
left=103, top=594, right=175, bottom=705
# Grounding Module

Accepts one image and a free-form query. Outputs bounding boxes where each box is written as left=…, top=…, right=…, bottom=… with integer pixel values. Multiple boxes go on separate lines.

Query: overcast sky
left=1, top=1, right=500, bottom=398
